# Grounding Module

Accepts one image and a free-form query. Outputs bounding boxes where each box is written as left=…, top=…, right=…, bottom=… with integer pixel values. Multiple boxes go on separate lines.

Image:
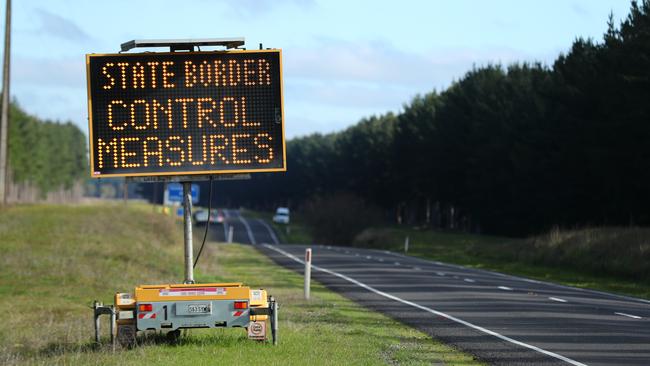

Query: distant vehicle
left=273, top=207, right=290, bottom=224
left=194, top=209, right=224, bottom=225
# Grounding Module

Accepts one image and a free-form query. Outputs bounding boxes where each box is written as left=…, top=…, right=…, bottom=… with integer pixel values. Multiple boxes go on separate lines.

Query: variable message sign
left=86, top=50, right=285, bottom=178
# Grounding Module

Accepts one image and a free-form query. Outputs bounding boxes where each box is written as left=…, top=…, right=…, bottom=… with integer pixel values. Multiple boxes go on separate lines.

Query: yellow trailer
left=95, top=282, right=278, bottom=347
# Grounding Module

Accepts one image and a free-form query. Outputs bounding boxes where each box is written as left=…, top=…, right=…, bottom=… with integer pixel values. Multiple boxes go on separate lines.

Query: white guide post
left=304, top=248, right=312, bottom=300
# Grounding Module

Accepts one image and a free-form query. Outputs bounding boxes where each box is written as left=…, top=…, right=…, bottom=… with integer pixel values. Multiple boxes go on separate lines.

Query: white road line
left=413, top=266, right=421, bottom=271
left=370, top=248, right=650, bottom=306
left=365, top=255, right=372, bottom=259
left=549, top=297, right=568, bottom=303
left=257, top=219, right=280, bottom=245
left=238, top=215, right=256, bottom=245
left=355, top=253, right=359, bottom=257
left=464, top=278, right=475, bottom=283
left=394, top=262, right=401, bottom=266
left=345, top=251, right=350, bottom=254
left=615, top=312, right=642, bottom=319
left=436, top=272, right=445, bottom=276
left=498, top=286, right=513, bottom=291
left=263, top=244, right=588, bottom=366
left=378, top=258, right=384, bottom=262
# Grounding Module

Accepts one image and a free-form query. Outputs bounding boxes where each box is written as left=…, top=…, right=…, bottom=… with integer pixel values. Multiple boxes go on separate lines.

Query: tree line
left=5, top=100, right=87, bottom=196
left=150, top=1, right=650, bottom=237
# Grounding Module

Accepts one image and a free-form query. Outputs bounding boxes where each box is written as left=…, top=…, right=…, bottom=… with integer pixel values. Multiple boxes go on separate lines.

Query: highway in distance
left=211, top=210, right=650, bottom=366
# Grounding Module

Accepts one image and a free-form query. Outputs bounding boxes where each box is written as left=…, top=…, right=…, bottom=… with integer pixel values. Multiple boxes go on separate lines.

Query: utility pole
left=0, top=0, right=11, bottom=205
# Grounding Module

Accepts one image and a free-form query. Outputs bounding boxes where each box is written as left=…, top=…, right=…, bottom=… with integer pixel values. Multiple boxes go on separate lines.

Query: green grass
left=354, top=226, right=650, bottom=299
left=0, top=203, right=481, bottom=365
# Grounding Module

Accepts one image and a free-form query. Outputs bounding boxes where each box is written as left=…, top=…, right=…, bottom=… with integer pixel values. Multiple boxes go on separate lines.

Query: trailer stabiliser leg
left=93, top=301, right=116, bottom=348
left=269, top=296, right=279, bottom=346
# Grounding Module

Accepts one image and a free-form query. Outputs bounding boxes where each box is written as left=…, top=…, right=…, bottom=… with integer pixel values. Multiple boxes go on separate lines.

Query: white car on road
left=272, top=207, right=290, bottom=224
left=194, top=209, right=224, bottom=225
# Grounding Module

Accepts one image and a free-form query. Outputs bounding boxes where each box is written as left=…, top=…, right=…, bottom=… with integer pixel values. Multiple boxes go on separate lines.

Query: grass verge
left=354, top=226, right=650, bottom=300
left=0, top=203, right=481, bottom=365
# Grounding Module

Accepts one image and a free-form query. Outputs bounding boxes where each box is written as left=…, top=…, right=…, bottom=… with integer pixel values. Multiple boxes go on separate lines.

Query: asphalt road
left=209, top=210, right=650, bottom=366
left=198, top=209, right=280, bottom=245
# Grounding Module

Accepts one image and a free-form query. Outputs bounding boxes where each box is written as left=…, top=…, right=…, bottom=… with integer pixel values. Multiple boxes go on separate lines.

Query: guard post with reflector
left=304, top=248, right=312, bottom=300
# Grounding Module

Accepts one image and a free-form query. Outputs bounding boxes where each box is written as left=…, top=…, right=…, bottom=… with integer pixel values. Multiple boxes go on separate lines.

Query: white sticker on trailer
left=251, top=290, right=263, bottom=301
left=159, top=287, right=227, bottom=296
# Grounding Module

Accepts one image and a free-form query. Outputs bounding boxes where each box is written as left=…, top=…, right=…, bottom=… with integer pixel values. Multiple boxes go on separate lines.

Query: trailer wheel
left=166, top=329, right=181, bottom=343
left=117, top=324, right=136, bottom=348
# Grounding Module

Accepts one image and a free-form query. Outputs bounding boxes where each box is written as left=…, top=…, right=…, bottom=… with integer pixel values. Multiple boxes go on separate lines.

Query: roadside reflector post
left=183, top=182, right=194, bottom=284
left=304, top=248, right=312, bottom=300
left=404, top=236, right=409, bottom=253
left=228, top=225, right=234, bottom=243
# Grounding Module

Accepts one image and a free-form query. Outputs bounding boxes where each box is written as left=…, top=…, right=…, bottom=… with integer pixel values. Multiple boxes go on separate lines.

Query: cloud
left=277, top=37, right=560, bottom=137
left=285, top=38, right=534, bottom=90
left=13, top=56, right=85, bottom=88
left=218, top=0, right=315, bottom=17
left=286, top=79, right=415, bottom=109
left=571, top=2, right=590, bottom=18
left=282, top=37, right=540, bottom=115
left=34, top=8, right=92, bottom=43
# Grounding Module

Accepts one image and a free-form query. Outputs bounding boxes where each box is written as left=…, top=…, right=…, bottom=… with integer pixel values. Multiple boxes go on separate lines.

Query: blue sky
left=0, top=0, right=634, bottom=138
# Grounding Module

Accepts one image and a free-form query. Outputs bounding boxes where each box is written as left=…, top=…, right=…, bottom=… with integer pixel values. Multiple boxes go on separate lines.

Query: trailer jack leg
left=93, top=301, right=116, bottom=350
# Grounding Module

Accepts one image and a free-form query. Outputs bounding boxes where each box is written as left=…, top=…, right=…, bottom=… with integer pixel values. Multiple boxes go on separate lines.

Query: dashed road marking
left=394, top=262, right=401, bottom=266
left=615, top=312, right=642, bottom=319
left=549, top=297, right=567, bottom=303
left=264, top=244, right=588, bottom=366
left=436, top=272, right=445, bottom=276
left=464, top=278, right=475, bottom=283
left=498, top=286, right=513, bottom=291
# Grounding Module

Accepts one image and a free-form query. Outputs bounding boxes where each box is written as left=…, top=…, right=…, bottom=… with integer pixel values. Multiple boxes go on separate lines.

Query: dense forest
left=5, top=100, right=87, bottom=195
left=195, top=1, right=650, bottom=237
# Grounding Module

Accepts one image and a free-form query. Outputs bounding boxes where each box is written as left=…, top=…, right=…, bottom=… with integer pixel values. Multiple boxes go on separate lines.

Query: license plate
left=187, top=304, right=211, bottom=313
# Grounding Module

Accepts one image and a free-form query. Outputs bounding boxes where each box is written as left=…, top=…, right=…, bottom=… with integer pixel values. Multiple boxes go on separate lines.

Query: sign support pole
left=0, top=0, right=11, bottom=205
left=183, top=182, right=194, bottom=284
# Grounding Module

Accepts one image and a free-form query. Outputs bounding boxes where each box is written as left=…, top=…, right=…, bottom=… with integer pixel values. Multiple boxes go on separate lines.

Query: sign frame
left=85, top=49, right=286, bottom=178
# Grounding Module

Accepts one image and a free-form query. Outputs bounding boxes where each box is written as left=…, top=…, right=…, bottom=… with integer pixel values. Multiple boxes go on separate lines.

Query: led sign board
left=86, top=50, right=285, bottom=178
